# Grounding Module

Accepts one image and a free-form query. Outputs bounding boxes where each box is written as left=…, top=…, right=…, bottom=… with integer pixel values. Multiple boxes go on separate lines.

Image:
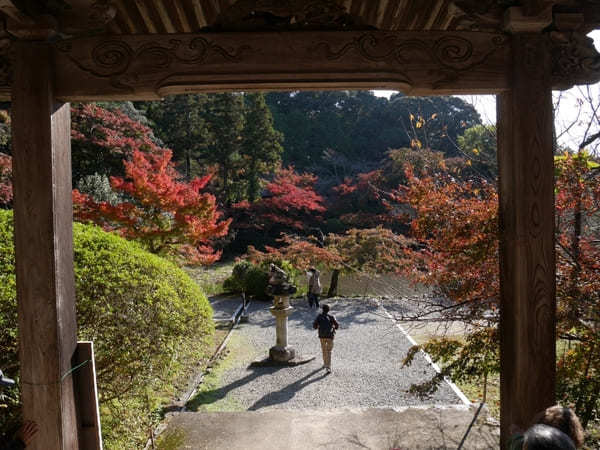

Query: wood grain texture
left=497, top=33, right=556, bottom=448
left=51, top=30, right=510, bottom=100
left=11, top=42, right=79, bottom=450
left=74, top=342, right=103, bottom=450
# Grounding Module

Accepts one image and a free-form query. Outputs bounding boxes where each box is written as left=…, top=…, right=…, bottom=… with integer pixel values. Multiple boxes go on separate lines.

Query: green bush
left=223, top=261, right=269, bottom=299
left=223, top=259, right=303, bottom=300
left=0, top=211, right=214, bottom=449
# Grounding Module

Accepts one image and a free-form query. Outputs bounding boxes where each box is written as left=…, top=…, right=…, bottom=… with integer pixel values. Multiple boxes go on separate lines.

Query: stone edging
left=379, top=304, right=472, bottom=406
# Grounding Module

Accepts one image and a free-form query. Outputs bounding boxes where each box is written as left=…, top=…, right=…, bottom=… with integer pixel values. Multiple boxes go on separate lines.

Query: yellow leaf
left=410, top=113, right=415, bottom=121
left=416, top=122, right=422, bottom=129
left=472, top=148, right=479, bottom=155
left=466, top=160, right=472, bottom=166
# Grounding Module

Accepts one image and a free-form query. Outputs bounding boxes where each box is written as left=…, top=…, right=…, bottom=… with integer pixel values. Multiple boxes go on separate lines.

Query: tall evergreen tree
left=143, top=94, right=211, bottom=179
left=205, top=93, right=245, bottom=204
left=241, top=93, right=283, bottom=201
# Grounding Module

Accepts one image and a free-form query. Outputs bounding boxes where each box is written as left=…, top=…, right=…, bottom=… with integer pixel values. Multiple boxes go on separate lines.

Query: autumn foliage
left=229, top=166, right=326, bottom=252
left=73, top=149, right=230, bottom=265
left=330, top=170, right=398, bottom=230
left=71, top=103, right=164, bottom=182
left=398, top=155, right=600, bottom=427
left=398, top=166, right=499, bottom=316
left=0, top=153, right=11, bottom=207
left=233, top=166, right=325, bottom=231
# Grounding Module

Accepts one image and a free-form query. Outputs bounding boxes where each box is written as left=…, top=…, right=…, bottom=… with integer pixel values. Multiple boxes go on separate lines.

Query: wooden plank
left=423, top=0, right=446, bottom=30
left=0, top=0, right=34, bottom=25
left=74, top=342, right=103, bottom=450
left=172, top=0, right=193, bottom=32
left=134, top=0, right=158, bottom=33
left=191, top=0, right=208, bottom=28
left=114, top=0, right=141, bottom=33
left=380, top=0, right=401, bottom=30
left=497, top=33, right=556, bottom=448
left=153, top=0, right=177, bottom=33
left=52, top=30, right=510, bottom=100
left=11, top=41, right=79, bottom=450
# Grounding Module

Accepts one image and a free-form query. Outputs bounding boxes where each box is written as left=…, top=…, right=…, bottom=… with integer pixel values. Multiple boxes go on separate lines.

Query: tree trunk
left=327, top=269, right=340, bottom=298
left=185, top=150, right=192, bottom=181
left=247, top=161, right=259, bottom=201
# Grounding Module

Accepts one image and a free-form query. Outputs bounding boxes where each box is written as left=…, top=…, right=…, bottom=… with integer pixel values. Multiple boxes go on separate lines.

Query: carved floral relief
left=56, top=37, right=251, bottom=92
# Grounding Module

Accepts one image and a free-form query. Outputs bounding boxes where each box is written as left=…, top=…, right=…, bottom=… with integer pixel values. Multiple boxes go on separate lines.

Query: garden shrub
left=223, top=260, right=269, bottom=299
left=0, top=210, right=214, bottom=449
left=223, top=259, right=302, bottom=299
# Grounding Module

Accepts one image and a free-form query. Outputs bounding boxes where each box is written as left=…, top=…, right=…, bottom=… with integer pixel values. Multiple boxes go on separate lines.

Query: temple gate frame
left=3, top=1, right=600, bottom=448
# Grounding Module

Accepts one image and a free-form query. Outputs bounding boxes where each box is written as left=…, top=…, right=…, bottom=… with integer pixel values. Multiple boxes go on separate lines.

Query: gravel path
left=210, top=295, right=243, bottom=322
left=203, top=297, right=463, bottom=411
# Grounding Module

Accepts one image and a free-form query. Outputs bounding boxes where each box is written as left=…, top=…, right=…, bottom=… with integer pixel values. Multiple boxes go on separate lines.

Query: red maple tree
left=399, top=155, right=600, bottom=427
left=71, top=103, right=164, bottom=182
left=232, top=166, right=325, bottom=237
left=330, top=170, right=398, bottom=230
left=73, top=149, right=231, bottom=265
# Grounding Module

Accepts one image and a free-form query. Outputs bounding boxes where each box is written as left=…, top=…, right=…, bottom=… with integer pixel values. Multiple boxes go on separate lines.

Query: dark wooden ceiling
left=1, top=0, right=599, bottom=38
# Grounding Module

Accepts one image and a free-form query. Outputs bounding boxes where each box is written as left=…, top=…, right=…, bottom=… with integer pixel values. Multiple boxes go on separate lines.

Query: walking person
left=313, top=304, right=339, bottom=374
left=307, top=267, right=322, bottom=309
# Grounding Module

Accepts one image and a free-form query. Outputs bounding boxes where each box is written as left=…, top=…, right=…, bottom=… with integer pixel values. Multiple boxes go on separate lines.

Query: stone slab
left=164, top=406, right=499, bottom=449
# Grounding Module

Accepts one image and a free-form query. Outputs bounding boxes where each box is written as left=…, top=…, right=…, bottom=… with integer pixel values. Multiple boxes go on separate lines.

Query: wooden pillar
left=11, top=42, right=79, bottom=450
left=497, top=34, right=556, bottom=447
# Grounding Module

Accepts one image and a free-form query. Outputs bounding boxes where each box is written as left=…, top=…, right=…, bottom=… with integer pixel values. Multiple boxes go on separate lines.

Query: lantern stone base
left=269, top=345, right=296, bottom=362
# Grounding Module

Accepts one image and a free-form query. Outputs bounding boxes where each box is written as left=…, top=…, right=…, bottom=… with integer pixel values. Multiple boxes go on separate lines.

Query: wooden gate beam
left=51, top=30, right=511, bottom=100
left=11, top=41, right=79, bottom=450
left=497, top=33, right=556, bottom=447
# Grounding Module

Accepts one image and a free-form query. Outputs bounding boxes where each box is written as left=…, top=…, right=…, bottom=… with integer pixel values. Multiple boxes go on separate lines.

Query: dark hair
left=322, top=304, right=330, bottom=313
left=523, top=424, right=576, bottom=450
left=533, top=406, right=584, bottom=448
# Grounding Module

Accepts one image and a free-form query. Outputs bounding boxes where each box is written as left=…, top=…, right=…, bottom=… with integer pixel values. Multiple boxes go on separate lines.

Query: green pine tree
left=205, top=93, right=246, bottom=204
left=242, top=93, right=284, bottom=201
left=144, top=94, right=211, bottom=180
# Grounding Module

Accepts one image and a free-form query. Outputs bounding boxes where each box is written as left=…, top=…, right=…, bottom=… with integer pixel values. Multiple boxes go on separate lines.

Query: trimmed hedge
left=223, top=259, right=303, bottom=300
left=0, top=210, right=214, bottom=449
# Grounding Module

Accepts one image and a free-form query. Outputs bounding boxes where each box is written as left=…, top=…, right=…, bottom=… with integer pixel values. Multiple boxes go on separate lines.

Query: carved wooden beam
left=50, top=30, right=511, bottom=100
left=3, top=0, right=116, bottom=36
left=550, top=31, right=600, bottom=89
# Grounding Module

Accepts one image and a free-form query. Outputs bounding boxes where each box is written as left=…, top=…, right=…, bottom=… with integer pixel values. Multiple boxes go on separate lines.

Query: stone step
left=162, top=406, right=499, bottom=449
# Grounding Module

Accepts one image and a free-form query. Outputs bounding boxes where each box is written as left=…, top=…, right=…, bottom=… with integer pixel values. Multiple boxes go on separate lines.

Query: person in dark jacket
left=312, top=304, right=339, bottom=374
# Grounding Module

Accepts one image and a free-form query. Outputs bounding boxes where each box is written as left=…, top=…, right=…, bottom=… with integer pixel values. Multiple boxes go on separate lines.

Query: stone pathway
left=209, top=294, right=243, bottom=323
left=199, top=297, right=463, bottom=410
left=167, top=407, right=499, bottom=450
left=160, top=297, right=499, bottom=449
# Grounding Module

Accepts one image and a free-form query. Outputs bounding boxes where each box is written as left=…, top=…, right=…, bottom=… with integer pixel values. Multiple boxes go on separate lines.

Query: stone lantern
left=252, top=264, right=314, bottom=366
left=265, top=263, right=297, bottom=362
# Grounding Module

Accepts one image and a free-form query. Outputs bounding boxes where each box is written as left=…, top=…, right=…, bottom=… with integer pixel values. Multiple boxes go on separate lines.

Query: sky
left=373, top=30, right=600, bottom=153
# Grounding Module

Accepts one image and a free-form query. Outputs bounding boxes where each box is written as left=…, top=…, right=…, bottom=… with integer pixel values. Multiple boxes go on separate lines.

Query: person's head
left=309, top=267, right=316, bottom=273
left=523, top=424, right=576, bottom=450
left=322, top=304, right=330, bottom=314
left=533, top=406, right=584, bottom=448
